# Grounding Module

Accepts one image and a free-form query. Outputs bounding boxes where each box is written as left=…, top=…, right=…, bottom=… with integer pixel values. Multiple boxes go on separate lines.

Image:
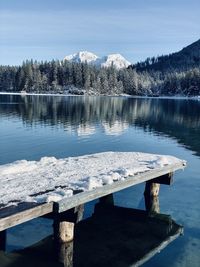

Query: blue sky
left=0, top=0, right=199, bottom=65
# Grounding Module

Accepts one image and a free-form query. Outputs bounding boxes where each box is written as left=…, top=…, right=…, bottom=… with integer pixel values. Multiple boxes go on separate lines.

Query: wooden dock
left=0, top=155, right=186, bottom=266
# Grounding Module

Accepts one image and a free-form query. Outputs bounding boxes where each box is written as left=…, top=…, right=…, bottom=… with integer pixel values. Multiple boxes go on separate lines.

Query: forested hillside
left=135, top=39, right=200, bottom=72
left=132, top=39, right=200, bottom=95
left=0, top=40, right=200, bottom=96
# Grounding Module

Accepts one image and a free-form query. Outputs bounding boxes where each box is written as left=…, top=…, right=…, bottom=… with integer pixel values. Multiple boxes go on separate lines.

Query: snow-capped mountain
left=64, top=51, right=131, bottom=69
left=95, top=54, right=131, bottom=69
left=64, top=51, right=98, bottom=64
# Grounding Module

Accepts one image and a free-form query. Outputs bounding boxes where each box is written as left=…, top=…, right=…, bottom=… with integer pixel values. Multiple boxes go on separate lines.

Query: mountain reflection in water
left=1, top=94, right=200, bottom=156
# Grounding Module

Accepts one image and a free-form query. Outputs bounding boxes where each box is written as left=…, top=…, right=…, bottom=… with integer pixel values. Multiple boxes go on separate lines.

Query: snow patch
left=0, top=152, right=185, bottom=207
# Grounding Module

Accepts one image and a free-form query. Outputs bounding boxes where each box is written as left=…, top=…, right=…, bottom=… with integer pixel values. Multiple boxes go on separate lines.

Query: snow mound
left=64, top=51, right=131, bottom=69
left=0, top=152, right=185, bottom=207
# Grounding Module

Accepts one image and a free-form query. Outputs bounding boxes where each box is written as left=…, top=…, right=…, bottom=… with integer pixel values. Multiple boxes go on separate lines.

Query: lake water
left=0, top=94, right=200, bottom=267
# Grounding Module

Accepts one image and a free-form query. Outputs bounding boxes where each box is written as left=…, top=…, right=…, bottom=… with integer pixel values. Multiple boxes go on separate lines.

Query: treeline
left=0, top=57, right=200, bottom=96
left=0, top=60, right=144, bottom=95
left=135, top=68, right=200, bottom=96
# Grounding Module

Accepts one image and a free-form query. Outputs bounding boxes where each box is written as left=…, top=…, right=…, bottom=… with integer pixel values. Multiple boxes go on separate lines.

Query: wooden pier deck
left=0, top=152, right=186, bottom=266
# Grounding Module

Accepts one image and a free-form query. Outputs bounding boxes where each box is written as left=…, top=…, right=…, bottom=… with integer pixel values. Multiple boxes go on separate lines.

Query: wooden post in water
left=53, top=204, right=84, bottom=267
left=144, top=173, right=173, bottom=214
left=93, top=193, right=114, bottom=216
left=144, top=181, right=160, bottom=214
left=0, top=230, right=6, bottom=251
left=54, top=221, right=74, bottom=267
left=99, top=193, right=114, bottom=206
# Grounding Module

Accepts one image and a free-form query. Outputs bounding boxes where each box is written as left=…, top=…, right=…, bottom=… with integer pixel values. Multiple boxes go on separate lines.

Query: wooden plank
left=58, top=162, right=185, bottom=213
left=0, top=202, right=53, bottom=232
left=0, top=202, right=42, bottom=219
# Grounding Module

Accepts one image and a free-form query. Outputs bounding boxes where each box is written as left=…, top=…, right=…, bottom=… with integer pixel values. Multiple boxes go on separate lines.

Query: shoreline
left=0, top=91, right=200, bottom=100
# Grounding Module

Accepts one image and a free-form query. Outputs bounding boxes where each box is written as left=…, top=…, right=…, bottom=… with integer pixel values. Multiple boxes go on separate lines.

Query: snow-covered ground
left=0, top=152, right=185, bottom=207
left=1, top=92, right=200, bottom=100
left=0, top=91, right=83, bottom=97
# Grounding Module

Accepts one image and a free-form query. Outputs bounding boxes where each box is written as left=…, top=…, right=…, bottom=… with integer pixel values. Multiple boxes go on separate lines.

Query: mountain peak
left=64, top=51, right=98, bottom=64
left=64, top=51, right=131, bottom=69
left=99, top=54, right=131, bottom=69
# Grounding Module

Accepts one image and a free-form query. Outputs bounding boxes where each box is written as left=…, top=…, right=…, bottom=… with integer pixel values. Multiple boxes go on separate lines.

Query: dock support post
left=54, top=220, right=74, bottom=267
left=99, top=193, right=114, bottom=206
left=0, top=230, right=6, bottom=251
left=144, top=181, right=160, bottom=214
left=93, top=193, right=114, bottom=216
left=53, top=204, right=84, bottom=267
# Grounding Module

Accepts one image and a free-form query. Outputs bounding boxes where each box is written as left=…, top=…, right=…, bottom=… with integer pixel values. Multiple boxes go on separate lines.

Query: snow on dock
left=0, top=152, right=186, bottom=208
left=0, top=152, right=186, bottom=266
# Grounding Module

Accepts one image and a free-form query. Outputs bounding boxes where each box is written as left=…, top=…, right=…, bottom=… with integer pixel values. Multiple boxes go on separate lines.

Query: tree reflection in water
left=1, top=94, right=200, bottom=156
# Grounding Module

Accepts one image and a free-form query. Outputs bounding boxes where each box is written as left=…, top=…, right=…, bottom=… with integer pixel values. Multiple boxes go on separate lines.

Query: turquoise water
left=0, top=94, right=200, bottom=266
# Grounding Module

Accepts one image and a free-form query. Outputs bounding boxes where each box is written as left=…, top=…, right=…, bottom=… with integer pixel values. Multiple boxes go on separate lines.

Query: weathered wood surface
left=144, top=181, right=160, bottom=213
left=54, top=221, right=74, bottom=267
left=0, top=161, right=185, bottom=231
left=57, top=222, right=74, bottom=243
left=53, top=206, right=84, bottom=267
left=143, top=173, right=173, bottom=214
left=0, top=202, right=53, bottom=232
